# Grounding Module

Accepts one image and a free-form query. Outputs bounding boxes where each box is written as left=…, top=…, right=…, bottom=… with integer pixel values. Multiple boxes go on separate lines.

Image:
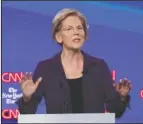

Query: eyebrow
left=64, top=25, right=83, bottom=28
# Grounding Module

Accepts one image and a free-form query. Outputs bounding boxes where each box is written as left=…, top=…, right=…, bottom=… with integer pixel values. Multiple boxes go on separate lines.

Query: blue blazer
left=16, top=51, right=129, bottom=118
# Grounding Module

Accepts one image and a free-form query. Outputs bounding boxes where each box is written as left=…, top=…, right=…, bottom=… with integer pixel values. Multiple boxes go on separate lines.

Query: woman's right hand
left=20, top=72, right=42, bottom=102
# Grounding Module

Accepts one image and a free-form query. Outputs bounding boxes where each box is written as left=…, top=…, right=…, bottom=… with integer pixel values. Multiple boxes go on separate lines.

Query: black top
left=67, top=77, right=84, bottom=113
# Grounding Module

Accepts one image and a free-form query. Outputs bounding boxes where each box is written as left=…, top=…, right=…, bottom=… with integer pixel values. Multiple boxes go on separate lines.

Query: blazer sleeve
left=100, top=59, right=130, bottom=118
left=15, top=62, right=44, bottom=114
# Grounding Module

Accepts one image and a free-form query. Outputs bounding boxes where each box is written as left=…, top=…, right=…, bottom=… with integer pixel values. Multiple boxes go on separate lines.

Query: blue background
left=2, top=1, right=143, bottom=123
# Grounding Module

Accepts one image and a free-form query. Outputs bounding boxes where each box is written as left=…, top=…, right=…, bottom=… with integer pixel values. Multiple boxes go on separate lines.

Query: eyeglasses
left=61, top=26, right=84, bottom=33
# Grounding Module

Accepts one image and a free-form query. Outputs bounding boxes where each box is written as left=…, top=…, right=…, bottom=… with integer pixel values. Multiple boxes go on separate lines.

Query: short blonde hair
left=52, top=8, right=88, bottom=41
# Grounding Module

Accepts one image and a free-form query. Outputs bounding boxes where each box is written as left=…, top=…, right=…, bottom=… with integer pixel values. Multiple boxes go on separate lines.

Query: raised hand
left=20, top=72, right=42, bottom=102
left=113, top=78, right=132, bottom=97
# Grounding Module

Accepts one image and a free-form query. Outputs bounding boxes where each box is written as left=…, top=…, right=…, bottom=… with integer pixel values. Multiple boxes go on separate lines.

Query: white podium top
left=18, top=113, right=115, bottom=123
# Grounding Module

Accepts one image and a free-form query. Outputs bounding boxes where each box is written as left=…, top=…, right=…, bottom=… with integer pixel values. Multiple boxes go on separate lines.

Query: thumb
left=35, top=77, right=42, bottom=87
left=116, top=84, right=120, bottom=92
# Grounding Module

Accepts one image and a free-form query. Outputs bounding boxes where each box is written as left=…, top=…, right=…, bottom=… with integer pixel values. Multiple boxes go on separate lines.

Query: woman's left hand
left=113, top=78, right=132, bottom=96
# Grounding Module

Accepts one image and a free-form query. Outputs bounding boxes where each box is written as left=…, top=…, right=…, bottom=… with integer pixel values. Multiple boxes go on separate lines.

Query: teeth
left=73, top=39, right=79, bottom=42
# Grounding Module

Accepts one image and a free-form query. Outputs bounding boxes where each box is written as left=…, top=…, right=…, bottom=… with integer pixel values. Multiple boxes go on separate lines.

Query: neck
left=61, top=48, right=83, bottom=64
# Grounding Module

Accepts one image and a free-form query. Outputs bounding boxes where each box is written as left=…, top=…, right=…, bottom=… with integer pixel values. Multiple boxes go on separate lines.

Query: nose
left=73, top=28, right=79, bottom=35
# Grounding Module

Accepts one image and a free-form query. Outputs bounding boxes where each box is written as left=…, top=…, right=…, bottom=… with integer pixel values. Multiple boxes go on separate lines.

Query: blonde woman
left=16, top=8, right=131, bottom=118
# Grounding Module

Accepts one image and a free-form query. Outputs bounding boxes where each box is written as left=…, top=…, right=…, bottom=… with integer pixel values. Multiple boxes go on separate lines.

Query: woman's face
left=56, top=15, right=86, bottom=50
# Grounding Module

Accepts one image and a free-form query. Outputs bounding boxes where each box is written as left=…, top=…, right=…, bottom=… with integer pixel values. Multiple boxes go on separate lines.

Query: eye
left=67, top=27, right=72, bottom=31
left=77, top=26, right=83, bottom=30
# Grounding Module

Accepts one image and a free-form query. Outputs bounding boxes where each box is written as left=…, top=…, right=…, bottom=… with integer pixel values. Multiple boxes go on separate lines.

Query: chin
left=71, top=46, right=82, bottom=51
left=72, top=44, right=83, bottom=49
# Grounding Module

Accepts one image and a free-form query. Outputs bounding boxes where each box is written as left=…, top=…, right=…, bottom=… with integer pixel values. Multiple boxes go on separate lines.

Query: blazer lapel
left=82, top=51, right=98, bottom=112
left=52, top=51, right=72, bottom=113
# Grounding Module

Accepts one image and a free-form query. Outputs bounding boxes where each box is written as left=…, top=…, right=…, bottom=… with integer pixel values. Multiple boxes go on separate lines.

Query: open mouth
left=72, top=38, right=81, bottom=43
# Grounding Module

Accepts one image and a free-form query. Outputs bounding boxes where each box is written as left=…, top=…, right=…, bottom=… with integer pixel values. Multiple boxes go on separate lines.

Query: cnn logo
left=1, top=72, right=24, bottom=83
left=2, top=109, right=19, bottom=119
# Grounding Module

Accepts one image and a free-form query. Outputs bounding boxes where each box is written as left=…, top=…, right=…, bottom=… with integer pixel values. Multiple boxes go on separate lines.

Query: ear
left=55, top=33, right=62, bottom=44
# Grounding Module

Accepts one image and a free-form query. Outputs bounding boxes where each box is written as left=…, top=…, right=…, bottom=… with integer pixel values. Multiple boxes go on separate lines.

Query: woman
left=16, top=8, right=132, bottom=118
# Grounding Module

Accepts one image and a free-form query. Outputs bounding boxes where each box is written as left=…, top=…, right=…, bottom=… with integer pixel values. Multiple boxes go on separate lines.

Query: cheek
left=80, top=31, right=86, bottom=38
left=62, top=34, right=71, bottom=40
left=61, top=34, right=72, bottom=44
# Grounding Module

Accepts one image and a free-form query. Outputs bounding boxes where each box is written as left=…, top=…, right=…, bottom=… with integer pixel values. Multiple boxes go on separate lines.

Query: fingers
left=21, top=76, right=26, bottom=83
left=123, top=78, right=132, bottom=90
left=21, top=76, right=42, bottom=94
left=25, top=72, right=32, bottom=80
left=119, top=78, right=131, bottom=86
left=21, top=72, right=32, bottom=82
left=35, top=77, right=42, bottom=88
left=20, top=72, right=33, bottom=89
left=127, top=80, right=132, bottom=88
left=21, top=73, right=27, bottom=83
left=114, top=78, right=132, bottom=92
left=128, top=82, right=132, bottom=90
left=119, top=79, right=123, bottom=89
left=27, top=72, right=32, bottom=80
left=118, top=78, right=132, bottom=93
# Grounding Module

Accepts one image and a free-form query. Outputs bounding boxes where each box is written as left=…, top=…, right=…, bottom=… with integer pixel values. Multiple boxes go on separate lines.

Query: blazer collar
left=52, top=50, right=98, bottom=75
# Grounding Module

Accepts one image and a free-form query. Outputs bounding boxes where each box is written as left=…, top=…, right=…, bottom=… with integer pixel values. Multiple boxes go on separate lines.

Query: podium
left=18, top=113, right=115, bottom=123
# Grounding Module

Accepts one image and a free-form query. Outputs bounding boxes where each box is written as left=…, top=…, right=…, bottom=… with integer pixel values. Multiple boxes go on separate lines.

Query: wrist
left=119, top=94, right=130, bottom=104
left=23, top=96, right=31, bottom=103
left=120, top=95, right=127, bottom=102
